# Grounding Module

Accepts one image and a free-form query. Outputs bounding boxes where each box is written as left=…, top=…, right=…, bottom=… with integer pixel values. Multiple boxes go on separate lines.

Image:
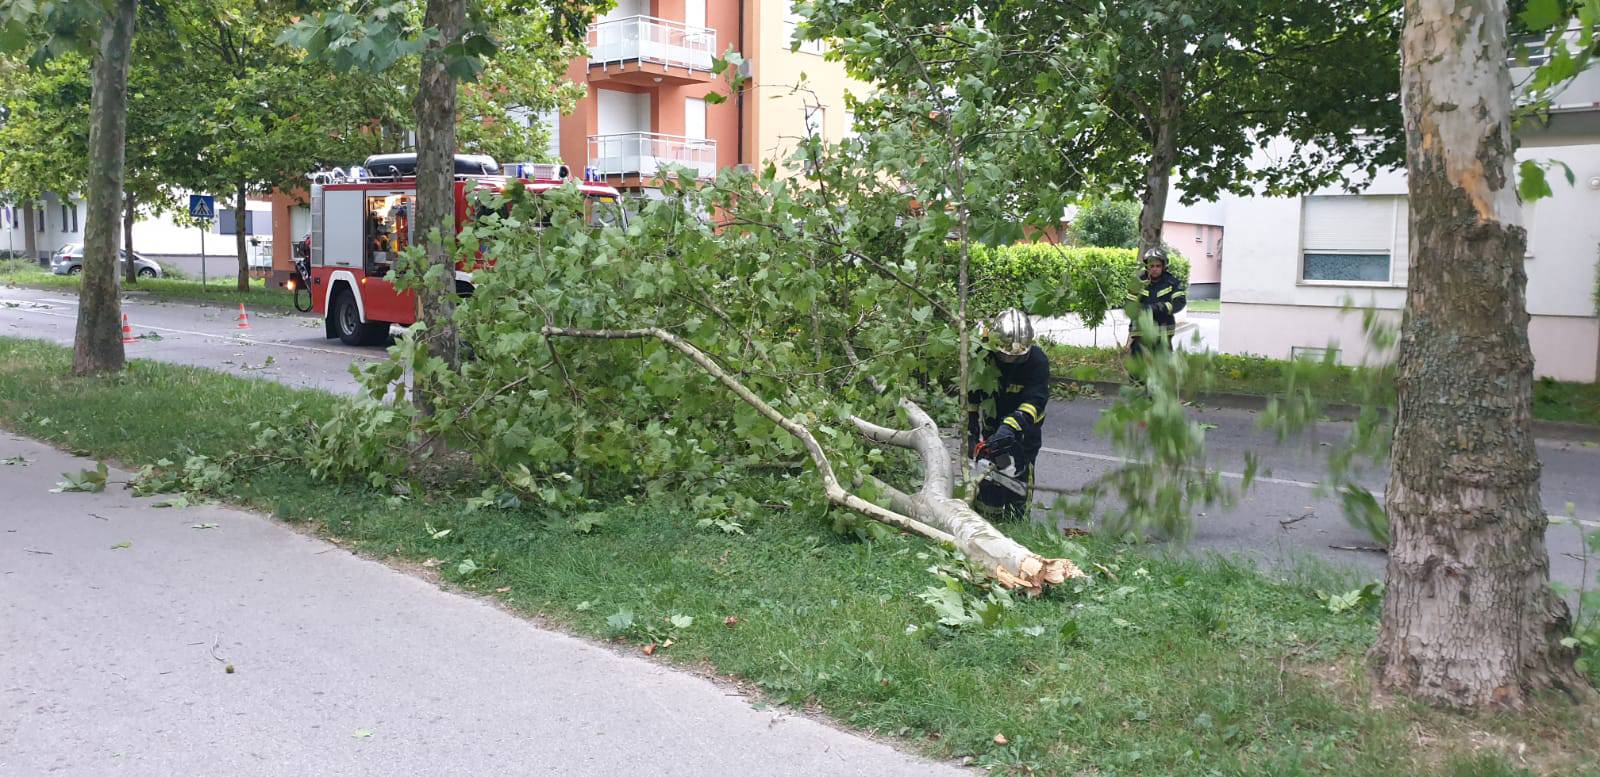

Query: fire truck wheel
left=331, top=289, right=388, bottom=347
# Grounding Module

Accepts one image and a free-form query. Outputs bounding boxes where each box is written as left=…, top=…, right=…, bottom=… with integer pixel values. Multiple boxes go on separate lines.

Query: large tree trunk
left=123, top=194, right=137, bottom=285
left=1369, top=0, right=1592, bottom=708
left=21, top=198, right=38, bottom=263
left=1136, top=68, right=1182, bottom=259
left=72, top=0, right=137, bottom=377
left=412, top=0, right=465, bottom=414
left=234, top=183, right=250, bottom=292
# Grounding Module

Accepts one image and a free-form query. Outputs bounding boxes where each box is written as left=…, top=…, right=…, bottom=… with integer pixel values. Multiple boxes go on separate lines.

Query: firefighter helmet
left=1142, top=247, right=1168, bottom=266
left=985, top=308, right=1034, bottom=357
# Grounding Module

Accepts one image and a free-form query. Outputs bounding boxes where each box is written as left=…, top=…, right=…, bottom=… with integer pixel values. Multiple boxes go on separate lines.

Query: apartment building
left=557, top=0, right=860, bottom=190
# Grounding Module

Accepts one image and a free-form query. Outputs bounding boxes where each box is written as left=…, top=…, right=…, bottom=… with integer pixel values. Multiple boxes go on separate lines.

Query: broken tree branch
left=852, top=400, right=1084, bottom=591
left=540, top=326, right=953, bottom=545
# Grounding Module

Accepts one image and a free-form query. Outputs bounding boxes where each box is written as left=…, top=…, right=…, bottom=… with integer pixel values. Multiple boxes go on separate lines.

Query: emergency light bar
left=513, top=162, right=570, bottom=180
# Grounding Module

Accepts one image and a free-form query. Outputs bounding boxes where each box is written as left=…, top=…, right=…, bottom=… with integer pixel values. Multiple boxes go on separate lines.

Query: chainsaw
left=971, top=441, right=1028, bottom=497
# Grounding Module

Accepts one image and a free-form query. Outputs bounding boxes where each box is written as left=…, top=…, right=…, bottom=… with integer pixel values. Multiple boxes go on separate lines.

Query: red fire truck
left=293, top=153, right=626, bottom=345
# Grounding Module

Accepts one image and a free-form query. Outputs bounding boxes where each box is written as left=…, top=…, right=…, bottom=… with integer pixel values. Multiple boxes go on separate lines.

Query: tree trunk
left=123, top=194, right=137, bottom=285
left=1136, top=68, right=1182, bottom=259
left=1369, top=0, right=1592, bottom=708
left=72, top=0, right=137, bottom=377
left=234, top=183, right=250, bottom=292
left=21, top=198, right=38, bottom=263
left=412, top=0, right=465, bottom=414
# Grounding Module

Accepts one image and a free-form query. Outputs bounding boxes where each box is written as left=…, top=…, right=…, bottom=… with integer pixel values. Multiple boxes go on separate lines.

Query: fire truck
left=292, top=153, right=626, bottom=346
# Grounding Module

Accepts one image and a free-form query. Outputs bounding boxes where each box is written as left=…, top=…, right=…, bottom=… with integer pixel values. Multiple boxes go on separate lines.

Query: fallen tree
left=541, top=325, right=1081, bottom=591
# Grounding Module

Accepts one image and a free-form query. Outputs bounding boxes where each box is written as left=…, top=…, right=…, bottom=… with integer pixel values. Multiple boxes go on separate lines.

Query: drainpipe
left=736, top=0, right=746, bottom=166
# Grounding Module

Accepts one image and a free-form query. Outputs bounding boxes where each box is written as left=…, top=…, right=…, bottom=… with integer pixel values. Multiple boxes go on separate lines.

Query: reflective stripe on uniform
left=1003, top=416, right=1023, bottom=432
left=1018, top=403, right=1043, bottom=423
left=1156, top=286, right=1174, bottom=298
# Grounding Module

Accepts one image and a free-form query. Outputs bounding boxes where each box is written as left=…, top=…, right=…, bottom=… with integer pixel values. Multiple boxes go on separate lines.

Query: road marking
left=1038, top=445, right=1322, bottom=489
left=5, top=305, right=381, bottom=360
left=1037, top=444, right=1599, bottom=528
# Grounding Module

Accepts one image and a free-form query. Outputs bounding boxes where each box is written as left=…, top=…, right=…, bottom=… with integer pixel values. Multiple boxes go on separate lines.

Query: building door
left=685, top=97, right=706, bottom=140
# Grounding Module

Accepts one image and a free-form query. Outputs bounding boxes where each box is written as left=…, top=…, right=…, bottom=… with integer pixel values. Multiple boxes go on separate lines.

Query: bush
left=968, top=244, right=1189, bottom=328
left=1067, top=198, right=1141, bottom=248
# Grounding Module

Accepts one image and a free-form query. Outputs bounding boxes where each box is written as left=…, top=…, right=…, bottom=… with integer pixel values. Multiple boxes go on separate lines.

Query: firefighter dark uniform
left=966, top=343, right=1050, bottom=517
left=1126, top=267, right=1187, bottom=357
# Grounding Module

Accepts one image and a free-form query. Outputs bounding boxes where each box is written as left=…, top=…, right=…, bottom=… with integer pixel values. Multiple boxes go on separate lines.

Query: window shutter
left=1301, top=196, right=1396, bottom=252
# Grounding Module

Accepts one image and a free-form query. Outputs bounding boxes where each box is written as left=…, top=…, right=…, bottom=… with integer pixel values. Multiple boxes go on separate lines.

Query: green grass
left=1, top=259, right=298, bottom=311
left=1187, top=298, right=1221, bottom=313
left=1045, top=342, right=1600, bottom=427
left=0, top=335, right=1595, bottom=776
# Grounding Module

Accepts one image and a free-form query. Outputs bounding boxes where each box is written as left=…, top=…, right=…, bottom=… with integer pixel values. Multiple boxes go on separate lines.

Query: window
left=218, top=210, right=272, bottom=236
left=1300, top=194, right=1402, bottom=284
left=1302, top=253, right=1390, bottom=282
left=784, top=9, right=825, bottom=55
left=365, top=192, right=413, bottom=276
left=37, top=207, right=45, bottom=231
left=1291, top=346, right=1340, bottom=363
left=60, top=202, right=78, bottom=232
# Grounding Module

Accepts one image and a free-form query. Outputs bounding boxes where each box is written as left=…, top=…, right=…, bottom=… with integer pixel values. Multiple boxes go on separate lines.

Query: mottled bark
left=72, top=0, right=137, bottom=376
left=412, top=0, right=465, bottom=414
left=22, top=198, right=38, bottom=262
left=1369, top=0, right=1592, bottom=708
left=1137, top=67, right=1182, bottom=259
left=123, top=194, right=136, bottom=285
left=234, top=183, right=249, bottom=292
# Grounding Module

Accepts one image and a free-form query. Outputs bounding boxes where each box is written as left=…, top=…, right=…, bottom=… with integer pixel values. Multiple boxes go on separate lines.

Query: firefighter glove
left=984, top=425, right=1017, bottom=458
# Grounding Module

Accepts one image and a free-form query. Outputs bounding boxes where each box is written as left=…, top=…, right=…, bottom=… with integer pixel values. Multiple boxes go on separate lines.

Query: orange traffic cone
left=235, top=303, right=251, bottom=330
left=120, top=313, right=136, bottom=344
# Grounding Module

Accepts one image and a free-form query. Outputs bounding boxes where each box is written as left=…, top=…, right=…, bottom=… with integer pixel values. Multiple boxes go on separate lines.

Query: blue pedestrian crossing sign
left=188, top=194, right=215, bottom=221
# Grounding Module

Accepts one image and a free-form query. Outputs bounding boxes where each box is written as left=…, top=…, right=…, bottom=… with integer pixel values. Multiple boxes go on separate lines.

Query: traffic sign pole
left=189, top=195, right=215, bottom=287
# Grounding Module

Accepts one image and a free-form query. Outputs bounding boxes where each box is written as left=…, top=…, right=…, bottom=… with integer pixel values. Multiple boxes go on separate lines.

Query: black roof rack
left=362, top=153, right=500, bottom=179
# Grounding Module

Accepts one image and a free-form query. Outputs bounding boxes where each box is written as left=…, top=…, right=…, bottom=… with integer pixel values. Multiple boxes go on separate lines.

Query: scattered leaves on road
left=53, top=462, right=108, bottom=493
left=353, top=729, right=373, bottom=738
left=191, top=522, right=218, bottom=529
left=110, top=540, right=131, bottom=550
left=2, top=455, right=28, bottom=466
left=154, top=496, right=192, bottom=509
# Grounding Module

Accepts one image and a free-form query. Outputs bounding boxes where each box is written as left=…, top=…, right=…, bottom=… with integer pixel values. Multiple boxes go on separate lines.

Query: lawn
left=1186, top=298, right=1221, bottom=313
left=0, top=335, right=1595, bottom=776
left=1045, top=342, right=1600, bottom=427
left=0, top=259, right=299, bottom=311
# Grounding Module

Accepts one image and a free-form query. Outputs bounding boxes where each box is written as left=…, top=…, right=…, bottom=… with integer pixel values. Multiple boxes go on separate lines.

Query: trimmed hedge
left=969, top=244, right=1190, bottom=328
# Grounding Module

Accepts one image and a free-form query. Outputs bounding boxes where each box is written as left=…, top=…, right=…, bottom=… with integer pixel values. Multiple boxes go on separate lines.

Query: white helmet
left=985, top=308, right=1034, bottom=357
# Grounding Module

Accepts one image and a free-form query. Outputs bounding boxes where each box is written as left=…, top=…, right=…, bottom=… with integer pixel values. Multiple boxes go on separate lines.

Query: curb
left=1053, top=377, right=1600, bottom=445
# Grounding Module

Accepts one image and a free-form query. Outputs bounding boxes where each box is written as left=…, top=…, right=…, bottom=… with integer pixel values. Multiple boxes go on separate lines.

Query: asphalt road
left=0, top=433, right=962, bottom=776
left=2, top=283, right=1595, bottom=597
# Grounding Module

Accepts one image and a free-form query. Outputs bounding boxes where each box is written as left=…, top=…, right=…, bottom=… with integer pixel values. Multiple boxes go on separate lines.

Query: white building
left=2, top=193, right=275, bottom=269
left=1199, top=62, right=1600, bottom=383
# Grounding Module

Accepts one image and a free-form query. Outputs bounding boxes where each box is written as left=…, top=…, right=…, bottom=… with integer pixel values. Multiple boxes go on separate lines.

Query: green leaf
left=606, top=607, right=635, bottom=632
left=669, top=614, right=694, bottom=629
left=1520, top=159, right=1554, bottom=202
left=456, top=558, right=481, bottom=576
left=1520, top=0, right=1565, bottom=31
left=111, top=540, right=132, bottom=550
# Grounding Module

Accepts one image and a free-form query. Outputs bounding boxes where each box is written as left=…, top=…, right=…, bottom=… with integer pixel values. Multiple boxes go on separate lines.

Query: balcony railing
left=588, top=132, right=717, bottom=180
left=588, top=15, right=716, bottom=72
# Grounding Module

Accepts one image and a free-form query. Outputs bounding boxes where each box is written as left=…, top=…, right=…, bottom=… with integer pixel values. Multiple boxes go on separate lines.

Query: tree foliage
left=1067, top=199, right=1141, bottom=249
left=802, top=0, right=1405, bottom=254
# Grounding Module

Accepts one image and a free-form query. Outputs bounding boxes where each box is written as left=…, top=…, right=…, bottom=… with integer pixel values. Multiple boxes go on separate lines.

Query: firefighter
left=1126, top=247, right=1187, bottom=359
left=967, top=308, right=1050, bottom=519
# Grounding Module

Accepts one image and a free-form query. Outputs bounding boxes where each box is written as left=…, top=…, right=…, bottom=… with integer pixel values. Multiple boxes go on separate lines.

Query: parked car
left=49, top=243, right=163, bottom=278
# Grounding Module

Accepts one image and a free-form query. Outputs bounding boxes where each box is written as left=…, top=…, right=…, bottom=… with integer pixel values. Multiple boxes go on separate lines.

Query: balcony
left=587, top=16, right=716, bottom=86
left=588, top=132, right=717, bottom=182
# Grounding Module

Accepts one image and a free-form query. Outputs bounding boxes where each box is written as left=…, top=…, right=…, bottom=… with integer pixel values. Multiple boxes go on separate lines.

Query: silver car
left=49, top=243, right=163, bottom=278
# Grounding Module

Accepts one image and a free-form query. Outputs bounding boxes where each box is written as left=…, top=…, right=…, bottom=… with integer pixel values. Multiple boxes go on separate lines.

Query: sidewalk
left=0, top=432, right=965, bottom=777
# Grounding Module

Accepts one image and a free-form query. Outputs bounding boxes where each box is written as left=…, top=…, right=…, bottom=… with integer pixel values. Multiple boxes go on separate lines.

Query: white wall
left=1216, top=138, right=1600, bottom=381
left=597, top=89, right=651, bottom=135
left=598, top=0, right=645, bottom=23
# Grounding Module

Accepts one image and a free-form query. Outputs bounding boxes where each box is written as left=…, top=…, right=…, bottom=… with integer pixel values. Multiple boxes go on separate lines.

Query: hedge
left=968, top=244, right=1190, bottom=328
